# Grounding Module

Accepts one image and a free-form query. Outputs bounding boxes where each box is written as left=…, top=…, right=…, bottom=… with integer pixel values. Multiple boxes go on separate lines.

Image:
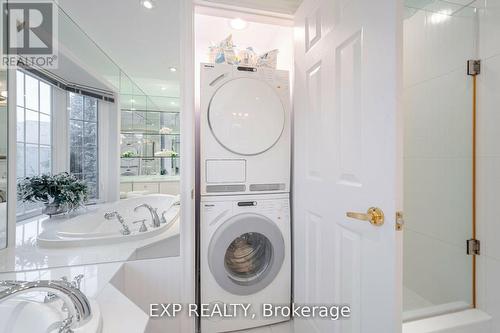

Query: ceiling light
left=229, top=18, right=248, bottom=30
left=161, top=86, right=167, bottom=91
left=429, top=9, right=452, bottom=24
left=0, top=90, right=7, bottom=98
left=169, top=67, right=177, bottom=72
left=130, top=99, right=136, bottom=103
left=140, top=0, right=155, bottom=9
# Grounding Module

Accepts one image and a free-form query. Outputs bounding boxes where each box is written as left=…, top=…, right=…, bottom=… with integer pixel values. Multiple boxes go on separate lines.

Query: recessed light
left=130, top=99, right=136, bottom=103
left=169, top=67, right=177, bottom=72
left=140, top=0, right=154, bottom=9
left=229, top=18, right=248, bottom=30
left=161, top=86, right=167, bottom=91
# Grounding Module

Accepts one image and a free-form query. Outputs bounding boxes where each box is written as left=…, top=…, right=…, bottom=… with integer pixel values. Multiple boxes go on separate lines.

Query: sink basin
left=37, top=194, right=180, bottom=248
left=0, top=296, right=102, bottom=333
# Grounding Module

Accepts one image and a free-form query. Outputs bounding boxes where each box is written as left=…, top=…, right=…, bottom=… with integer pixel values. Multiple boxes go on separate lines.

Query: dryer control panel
left=202, top=197, right=290, bottom=230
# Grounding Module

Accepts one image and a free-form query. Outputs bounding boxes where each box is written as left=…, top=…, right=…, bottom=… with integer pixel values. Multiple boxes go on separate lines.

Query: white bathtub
left=37, top=194, right=179, bottom=248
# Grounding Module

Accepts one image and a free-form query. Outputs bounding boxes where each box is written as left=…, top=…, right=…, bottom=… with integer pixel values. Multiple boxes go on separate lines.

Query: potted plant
left=17, top=172, right=89, bottom=217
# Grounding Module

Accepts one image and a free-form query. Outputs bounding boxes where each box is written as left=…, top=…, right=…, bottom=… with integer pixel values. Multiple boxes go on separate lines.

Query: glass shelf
left=121, top=132, right=180, bottom=136
left=121, top=108, right=180, bottom=113
left=121, top=156, right=180, bottom=159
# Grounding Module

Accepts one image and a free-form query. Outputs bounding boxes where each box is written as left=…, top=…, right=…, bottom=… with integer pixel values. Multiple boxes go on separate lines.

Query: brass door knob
left=346, top=207, right=384, bottom=226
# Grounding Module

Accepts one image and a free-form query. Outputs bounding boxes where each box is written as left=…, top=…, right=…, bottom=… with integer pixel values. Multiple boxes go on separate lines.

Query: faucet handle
left=58, top=315, right=74, bottom=333
left=133, top=219, right=148, bottom=232
left=72, top=274, right=84, bottom=290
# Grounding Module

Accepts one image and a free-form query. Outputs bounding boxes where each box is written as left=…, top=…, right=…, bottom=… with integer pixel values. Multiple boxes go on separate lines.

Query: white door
left=293, top=0, right=402, bottom=332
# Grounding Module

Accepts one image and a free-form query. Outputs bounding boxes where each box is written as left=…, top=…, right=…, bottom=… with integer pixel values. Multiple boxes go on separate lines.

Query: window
left=69, top=93, right=99, bottom=199
left=16, top=70, right=52, bottom=217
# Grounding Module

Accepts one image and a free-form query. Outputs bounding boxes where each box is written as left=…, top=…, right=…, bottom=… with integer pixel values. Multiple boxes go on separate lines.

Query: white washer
left=200, top=64, right=291, bottom=196
left=200, top=194, right=291, bottom=332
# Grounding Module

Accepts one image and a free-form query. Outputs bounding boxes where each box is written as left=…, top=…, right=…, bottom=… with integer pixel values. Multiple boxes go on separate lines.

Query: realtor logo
left=2, top=1, right=58, bottom=68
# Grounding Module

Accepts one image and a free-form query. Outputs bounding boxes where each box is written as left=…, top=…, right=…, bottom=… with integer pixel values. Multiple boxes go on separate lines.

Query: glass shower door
left=403, top=0, right=479, bottom=320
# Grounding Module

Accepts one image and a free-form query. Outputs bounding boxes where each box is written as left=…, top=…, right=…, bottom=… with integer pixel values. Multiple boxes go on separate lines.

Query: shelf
left=121, top=156, right=180, bottom=159
left=121, top=132, right=180, bottom=136
left=121, top=108, right=180, bottom=113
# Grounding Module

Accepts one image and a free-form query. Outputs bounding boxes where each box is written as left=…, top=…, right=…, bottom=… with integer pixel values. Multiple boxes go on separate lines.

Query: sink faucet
left=134, top=203, right=161, bottom=228
left=104, top=211, right=131, bottom=235
left=0, top=278, right=92, bottom=332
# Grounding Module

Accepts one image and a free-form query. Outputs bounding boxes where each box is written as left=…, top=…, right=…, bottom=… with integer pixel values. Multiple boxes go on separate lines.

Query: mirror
left=0, top=0, right=181, bottom=273
left=0, top=69, right=6, bottom=250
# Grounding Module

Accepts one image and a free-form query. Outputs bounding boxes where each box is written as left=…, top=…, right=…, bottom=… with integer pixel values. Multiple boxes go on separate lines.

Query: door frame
left=183, top=1, right=404, bottom=332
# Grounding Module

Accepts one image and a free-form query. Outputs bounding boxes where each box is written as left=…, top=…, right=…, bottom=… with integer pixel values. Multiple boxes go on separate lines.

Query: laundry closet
left=192, top=1, right=402, bottom=332
left=195, top=6, right=294, bottom=332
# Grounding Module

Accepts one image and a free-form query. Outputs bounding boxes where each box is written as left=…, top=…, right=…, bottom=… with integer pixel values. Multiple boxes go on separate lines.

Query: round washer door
left=208, top=78, right=285, bottom=155
left=208, top=213, right=285, bottom=295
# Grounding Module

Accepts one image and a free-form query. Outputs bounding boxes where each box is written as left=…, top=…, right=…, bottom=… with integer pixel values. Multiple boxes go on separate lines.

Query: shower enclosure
left=403, top=0, right=486, bottom=321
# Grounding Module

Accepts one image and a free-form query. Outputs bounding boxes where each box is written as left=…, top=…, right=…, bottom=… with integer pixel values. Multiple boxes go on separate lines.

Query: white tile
left=404, top=230, right=472, bottom=306
left=270, top=321, right=294, bottom=333
left=483, top=257, right=500, bottom=332
left=237, top=326, right=272, bottom=333
left=404, top=157, right=472, bottom=247
left=404, top=286, right=434, bottom=311
left=403, top=6, right=476, bottom=87
left=478, top=57, right=500, bottom=158
left=477, top=157, right=500, bottom=260
left=478, top=0, right=500, bottom=59
left=235, top=322, right=293, bottom=333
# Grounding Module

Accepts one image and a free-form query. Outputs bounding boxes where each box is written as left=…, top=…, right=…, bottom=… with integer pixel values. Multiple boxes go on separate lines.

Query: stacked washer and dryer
left=199, top=63, right=291, bottom=332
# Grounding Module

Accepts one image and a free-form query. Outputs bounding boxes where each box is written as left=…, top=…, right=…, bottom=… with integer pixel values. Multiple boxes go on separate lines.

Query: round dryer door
left=208, top=78, right=285, bottom=155
left=208, top=213, right=285, bottom=295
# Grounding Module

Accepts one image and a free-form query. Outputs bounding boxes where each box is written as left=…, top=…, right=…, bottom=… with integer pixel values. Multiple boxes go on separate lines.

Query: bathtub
left=37, top=194, right=180, bottom=248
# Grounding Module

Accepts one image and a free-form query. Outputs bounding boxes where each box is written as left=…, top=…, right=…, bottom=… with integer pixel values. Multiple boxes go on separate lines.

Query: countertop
left=120, top=175, right=180, bottom=183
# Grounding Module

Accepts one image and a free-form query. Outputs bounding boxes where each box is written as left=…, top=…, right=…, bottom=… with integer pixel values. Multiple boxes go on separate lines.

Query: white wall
left=476, top=1, right=500, bottom=332
left=403, top=7, right=477, bottom=310
left=195, top=13, right=293, bottom=113
left=195, top=13, right=293, bottom=72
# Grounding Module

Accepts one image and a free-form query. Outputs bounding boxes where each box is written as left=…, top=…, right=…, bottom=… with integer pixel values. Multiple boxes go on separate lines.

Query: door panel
left=305, top=62, right=323, bottom=179
left=293, top=0, right=402, bottom=332
left=337, top=30, right=363, bottom=186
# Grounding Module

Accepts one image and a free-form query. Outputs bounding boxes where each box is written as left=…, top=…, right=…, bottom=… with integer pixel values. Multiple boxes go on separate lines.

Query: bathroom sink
left=37, top=194, right=179, bottom=248
left=0, top=296, right=102, bottom=333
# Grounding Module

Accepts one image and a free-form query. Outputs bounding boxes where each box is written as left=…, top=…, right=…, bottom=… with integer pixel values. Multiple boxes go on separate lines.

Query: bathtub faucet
left=104, top=211, right=131, bottom=235
left=0, top=278, right=92, bottom=332
left=134, top=203, right=161, bottom=228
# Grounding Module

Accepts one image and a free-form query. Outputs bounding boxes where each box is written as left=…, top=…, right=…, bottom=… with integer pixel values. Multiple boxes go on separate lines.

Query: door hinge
left=467, top=60, right=481, bottom=76
left=467, top=239, right=480, bottom=256
left=395, top=211, right=404, bottom=231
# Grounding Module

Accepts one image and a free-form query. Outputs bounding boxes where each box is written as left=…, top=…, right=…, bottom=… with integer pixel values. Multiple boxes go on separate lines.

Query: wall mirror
left=0, top=0, right=181, bottom=274
left=0, top=69, right=7, bottom=250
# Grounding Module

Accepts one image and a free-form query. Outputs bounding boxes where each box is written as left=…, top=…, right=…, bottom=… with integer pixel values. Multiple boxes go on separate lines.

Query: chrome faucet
left=104, top=211, right=131, bottom=235
left=160, top=197, right=181, bottom=226
left=134, top=203, right=161, bottom=228
left=0, top=278, right=92, bottom=331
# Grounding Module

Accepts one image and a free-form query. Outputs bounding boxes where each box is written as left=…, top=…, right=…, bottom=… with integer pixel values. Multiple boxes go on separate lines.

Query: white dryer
left=200, top=194, right=291, bottom=332
left=200, top=64, right=291, bottom=196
